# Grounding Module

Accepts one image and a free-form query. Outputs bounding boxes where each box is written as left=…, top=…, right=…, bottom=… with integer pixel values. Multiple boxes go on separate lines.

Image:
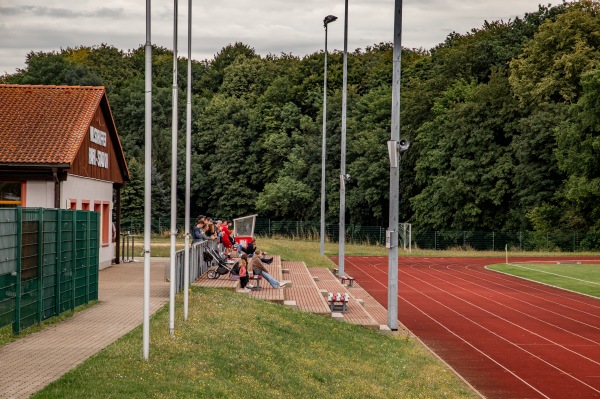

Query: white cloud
left=0, top=1, right=563, bottom=75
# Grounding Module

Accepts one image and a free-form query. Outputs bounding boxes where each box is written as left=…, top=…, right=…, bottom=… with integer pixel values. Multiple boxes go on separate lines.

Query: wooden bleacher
left=310, top=268, right=379, bottom=330
left=281, top=261, right=330, bottom=316
left=193, top=254, right=405, bottom=333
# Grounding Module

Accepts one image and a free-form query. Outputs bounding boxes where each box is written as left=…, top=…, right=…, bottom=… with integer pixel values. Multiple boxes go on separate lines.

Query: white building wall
left=62, top=175, right=114, bottom=270
left=24, top=176, right=115, bottom=270
left=25, top=181, right=54, bottom=208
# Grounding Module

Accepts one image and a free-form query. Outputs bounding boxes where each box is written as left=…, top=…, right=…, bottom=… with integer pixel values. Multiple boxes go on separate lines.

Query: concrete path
left=0, top=258, right=170, bottom=399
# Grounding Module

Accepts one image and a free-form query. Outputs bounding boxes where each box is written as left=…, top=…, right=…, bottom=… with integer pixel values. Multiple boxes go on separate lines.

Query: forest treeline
left=2, top=1, right=599, bottom=237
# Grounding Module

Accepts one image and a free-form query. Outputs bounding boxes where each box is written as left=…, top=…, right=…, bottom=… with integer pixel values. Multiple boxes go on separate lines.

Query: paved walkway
left=0, top=259, right=170, bottom=399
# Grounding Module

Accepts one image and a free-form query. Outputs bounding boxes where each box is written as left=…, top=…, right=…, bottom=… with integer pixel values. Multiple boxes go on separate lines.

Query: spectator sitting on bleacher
left=236, top=238, right=255, bottom=256
left=241, top=253, right=288, bottom=289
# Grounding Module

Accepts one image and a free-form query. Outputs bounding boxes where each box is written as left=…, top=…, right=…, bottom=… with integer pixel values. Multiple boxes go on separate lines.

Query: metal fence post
left=13, top=207, right=23, bottom=334
left=71, top=211, right=76, bottom=312
left=56, top=209, right=62, bottom=316
left=37, top=208, right=43, bottom=324
left=85, top=211, right=91, bottom=303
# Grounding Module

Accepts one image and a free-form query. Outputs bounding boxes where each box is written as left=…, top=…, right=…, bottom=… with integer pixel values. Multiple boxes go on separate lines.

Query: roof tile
left=0, top=84, right=104, bottom=165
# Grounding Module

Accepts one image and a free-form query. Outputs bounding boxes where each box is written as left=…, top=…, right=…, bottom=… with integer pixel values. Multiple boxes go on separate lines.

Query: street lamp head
left=324, top=15, right=338, bottom=27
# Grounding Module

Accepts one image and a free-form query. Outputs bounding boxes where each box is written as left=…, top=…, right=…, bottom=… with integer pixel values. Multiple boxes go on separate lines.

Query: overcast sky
left=0, top=1, right=562, bottom=76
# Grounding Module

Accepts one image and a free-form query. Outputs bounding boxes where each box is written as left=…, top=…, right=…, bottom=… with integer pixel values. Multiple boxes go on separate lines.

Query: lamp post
left=339, top=0, right=349, bottom=278
left=143, top=0, right=152, bottom=360
left=169, top=0, right=178, bottom=337
left=320, top=14, right=337, bottom=257
left=183, top=0, right=192, bottom=322
left=387, top=0, right=406, bottom=331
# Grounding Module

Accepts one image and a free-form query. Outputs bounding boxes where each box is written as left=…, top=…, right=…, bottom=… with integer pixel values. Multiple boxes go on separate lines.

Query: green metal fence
left=0, top=207, right=99, bottom=334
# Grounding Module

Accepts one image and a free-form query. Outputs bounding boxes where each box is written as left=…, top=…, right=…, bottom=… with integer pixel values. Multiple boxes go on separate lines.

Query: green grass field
left=31, top=288, right=477, bottom=399
left=487, top=263, right=600, bottom=298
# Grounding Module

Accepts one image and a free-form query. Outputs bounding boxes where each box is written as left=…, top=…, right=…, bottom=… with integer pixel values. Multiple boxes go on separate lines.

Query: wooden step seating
left=192, top=266, right=239, bottom=291
left=194, top=256, right=401, bottom=333
left=310, top=268, right=379, bottom=330
left=246, top=255, right=285, bottom=304
left=343, top=281, right=410, bottom=335
left=280, top=261, right=330, bottom=316
left=193, top=255, right=285, bottom=306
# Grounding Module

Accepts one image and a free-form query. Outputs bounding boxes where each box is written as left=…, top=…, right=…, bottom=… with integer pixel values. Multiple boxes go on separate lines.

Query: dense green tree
left=553, top=68, right=600, bottom=231
left=4, top=0, right=600, bottom=243
left=120, top=157, right=144, bottom=221
left=509, top=1, right=600, bottom=104
left=412, top=72, right=517, bottom=230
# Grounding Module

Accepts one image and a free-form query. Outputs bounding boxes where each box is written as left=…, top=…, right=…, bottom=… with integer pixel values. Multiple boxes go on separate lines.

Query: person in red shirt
left=220, top=220, right=233, bottom=251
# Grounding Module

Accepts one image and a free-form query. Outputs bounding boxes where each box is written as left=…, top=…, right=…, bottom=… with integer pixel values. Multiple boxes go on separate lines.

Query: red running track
left=333, top=256, right=600, bottom=399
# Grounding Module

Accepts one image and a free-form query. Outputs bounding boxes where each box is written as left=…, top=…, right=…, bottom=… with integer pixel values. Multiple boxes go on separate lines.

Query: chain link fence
left=119, top=216, right=600, bottom=252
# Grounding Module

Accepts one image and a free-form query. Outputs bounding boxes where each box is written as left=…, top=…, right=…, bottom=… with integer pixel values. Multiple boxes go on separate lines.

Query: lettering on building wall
left=89, top=148, right=109, bottom=169
left=90, top=126, right=107, bottom=147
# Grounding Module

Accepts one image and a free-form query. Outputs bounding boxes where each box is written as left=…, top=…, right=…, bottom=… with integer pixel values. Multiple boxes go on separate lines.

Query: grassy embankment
left=28, top=237, right=483, bottom=399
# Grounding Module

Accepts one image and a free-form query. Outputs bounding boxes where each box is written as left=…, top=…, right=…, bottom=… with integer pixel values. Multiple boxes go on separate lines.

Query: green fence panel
left=0, top=208, right=17, bottom=329
left=42, top=209, right=58, bottom=320
left=0, top=207, right=100, bottom=334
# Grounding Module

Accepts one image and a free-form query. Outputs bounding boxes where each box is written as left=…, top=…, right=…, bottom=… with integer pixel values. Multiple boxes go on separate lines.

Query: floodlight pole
left=143, top=0, right=152, bottom=360
left=321, top=15, right=337, bottom=257
left=183, top=0, right=192, bottom=321
left=169, top=0, right=178, bottom=337
left=338, top=0, right=348, bottom=277
left=387, top=0, right=403, bottom=331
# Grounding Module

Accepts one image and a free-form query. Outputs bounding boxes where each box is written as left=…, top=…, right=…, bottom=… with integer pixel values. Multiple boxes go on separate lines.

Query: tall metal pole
left=143, top=0, right=152, bottom=360
left=338, top=0, right=348, bottom=277
left=321, top=16, right=336, bottom=257
left=183, top=0, right=192, bottom=321
left=388, top=0, right=403, bottom=331
left=169, top=0, right=178, bottom=337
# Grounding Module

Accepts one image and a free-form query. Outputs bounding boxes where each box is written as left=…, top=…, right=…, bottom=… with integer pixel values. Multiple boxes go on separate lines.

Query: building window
left=102, top=203, right=110, bottom=245
left=0, top=182, right=23, bottom=206
left=68, top=199, right=77, bottom=210
left=81, top=200, right=90, bottom=211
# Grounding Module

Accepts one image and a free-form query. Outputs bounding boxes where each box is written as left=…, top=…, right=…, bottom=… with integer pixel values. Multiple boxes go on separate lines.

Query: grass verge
left=32, top=288, right=477, bottom=399
left=487, top=263, right=600, bottom=298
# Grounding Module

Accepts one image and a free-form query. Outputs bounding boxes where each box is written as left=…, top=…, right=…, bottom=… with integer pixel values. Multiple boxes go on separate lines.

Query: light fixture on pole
left=339, top=0, right=349, bottom=278
left=320, top=14, right=337, bottom=257
left=388, top=0, right=405, bottom=332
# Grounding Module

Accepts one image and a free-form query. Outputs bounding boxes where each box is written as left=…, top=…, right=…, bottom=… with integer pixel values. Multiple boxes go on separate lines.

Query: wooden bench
left=248, top=274, right=263, bottom=291
left=340, top=275, right=354, bottom=287
left=327, top=292, right=349, bottom=312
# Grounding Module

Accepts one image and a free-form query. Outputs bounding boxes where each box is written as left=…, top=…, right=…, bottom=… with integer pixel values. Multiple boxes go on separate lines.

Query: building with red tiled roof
left=0, top=84, right=130, bottom=269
